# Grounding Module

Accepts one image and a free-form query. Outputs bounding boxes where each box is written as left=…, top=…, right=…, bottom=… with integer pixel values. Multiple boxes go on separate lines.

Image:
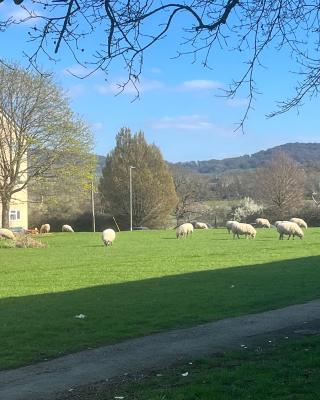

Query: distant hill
left=173, top=142, right=320, bottom=174
left=96, top=155, right=106, bottom=176
left=96, top=142, right=320, bottom=176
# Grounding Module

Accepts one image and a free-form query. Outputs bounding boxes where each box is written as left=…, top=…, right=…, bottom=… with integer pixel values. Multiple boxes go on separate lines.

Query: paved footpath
left=2, top=299, right=320, bottom=400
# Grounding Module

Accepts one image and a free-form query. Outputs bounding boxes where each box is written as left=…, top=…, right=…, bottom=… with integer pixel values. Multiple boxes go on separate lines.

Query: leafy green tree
left=100, top=128, right=177, bottom=228
left=0, top=63, right=94, bottom=228
left=27, top=158, right=96, bottom=229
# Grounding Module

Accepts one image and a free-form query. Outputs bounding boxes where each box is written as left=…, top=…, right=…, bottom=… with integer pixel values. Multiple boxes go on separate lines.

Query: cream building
left=0, top=113, right=28, bottom=230
left=0, top=189, right=28, bottom=230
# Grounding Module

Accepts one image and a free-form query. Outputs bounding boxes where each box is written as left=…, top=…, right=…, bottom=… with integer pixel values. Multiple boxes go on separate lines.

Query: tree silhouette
left=2, top=1, right=320, bottom=125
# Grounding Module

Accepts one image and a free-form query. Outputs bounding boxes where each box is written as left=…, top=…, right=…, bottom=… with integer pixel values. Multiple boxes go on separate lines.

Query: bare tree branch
left=2, top=1, right=320, bottom=124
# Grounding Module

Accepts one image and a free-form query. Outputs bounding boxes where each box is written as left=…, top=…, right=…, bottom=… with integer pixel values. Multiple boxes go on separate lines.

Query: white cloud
left=226, top=98, right=250, bottom=108
left=150, top=67, right=162, bottom=74
left=179, top=80, right=223, bottom=91
left=91, top=122, right=104, bottom=132
left=95, top=77, right=222, bottom=96
left=96, top=78, right=164, bottom=95
left=4, top=4, right=41, bottom=25
left=66, top=84, right=86, bottom=99
left=151, top=114, right=224, bottom=132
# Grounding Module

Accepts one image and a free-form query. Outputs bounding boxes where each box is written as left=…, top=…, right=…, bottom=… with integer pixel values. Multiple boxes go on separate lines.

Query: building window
left=10, top=210, right=21, bottom=221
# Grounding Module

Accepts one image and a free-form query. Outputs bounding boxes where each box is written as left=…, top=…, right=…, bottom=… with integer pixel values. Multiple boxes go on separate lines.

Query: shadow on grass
left=1, top=255, right=320, bottom=370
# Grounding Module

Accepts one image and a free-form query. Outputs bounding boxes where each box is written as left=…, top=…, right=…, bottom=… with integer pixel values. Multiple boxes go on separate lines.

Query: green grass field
left=102, top=335, right=320, bottom=400
left=1, top=228, right=320, bottom=369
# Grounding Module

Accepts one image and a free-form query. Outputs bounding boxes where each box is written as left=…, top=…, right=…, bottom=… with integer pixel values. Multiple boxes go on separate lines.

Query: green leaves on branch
left=0, top=62, right=95, bottom=227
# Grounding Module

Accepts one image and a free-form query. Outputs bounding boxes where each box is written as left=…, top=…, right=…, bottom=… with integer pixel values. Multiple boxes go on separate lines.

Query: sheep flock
left=0, top=215, right=310, bottom=251
left=225, top=217, right=308, bottom=240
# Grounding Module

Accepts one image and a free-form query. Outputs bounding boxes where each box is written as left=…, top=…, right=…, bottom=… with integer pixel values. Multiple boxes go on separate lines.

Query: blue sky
left=1, top=2, right=320, bottom=162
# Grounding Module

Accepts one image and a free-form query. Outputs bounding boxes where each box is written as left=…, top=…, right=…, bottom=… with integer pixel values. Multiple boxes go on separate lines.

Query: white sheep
left=255, top=218, right=271, bottom=228
left=40, top=224, right=50, bottom=234
left=231, top=223, right=256, bottom=239
left=102, top=228, right=116, bottom=246
left=62, top=224, right=74, bottom=233
left=289, top=218, right=308, bottom=229
left=176, top=223, right=194, bottom=239
left=194, top=222, right=208, bottom=229
left=274, top=221, right=284, bottom=228
left=0, top=228, right=15, bottom=240
left=277, top=221, right=304, bottom=240
left=226, top=220, right=239, bottom=234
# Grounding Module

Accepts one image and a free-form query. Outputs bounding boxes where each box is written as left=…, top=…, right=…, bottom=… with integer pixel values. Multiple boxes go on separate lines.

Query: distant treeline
left=171, top=142, right=320, bottom=174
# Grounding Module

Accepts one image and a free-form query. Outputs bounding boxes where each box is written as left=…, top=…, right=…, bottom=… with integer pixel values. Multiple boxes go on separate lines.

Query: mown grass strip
left=1, top=228, right=319, bottom=369
left=102, top=335, right=320, bottom=400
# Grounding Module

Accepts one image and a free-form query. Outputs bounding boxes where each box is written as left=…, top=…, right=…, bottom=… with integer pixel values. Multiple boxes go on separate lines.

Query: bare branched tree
left=2, top=1, right=320, bottom=124
left=171, top=166, right=208, bottom=225
left=255, top=152, right=305, bottom=219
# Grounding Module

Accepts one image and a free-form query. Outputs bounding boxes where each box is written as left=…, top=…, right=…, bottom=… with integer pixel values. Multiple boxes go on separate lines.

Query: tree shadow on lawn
left=1, top=255, right=320, bottom=370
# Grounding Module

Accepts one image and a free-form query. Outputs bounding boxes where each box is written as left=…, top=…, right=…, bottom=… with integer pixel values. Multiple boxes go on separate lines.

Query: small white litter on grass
left=75, top=314, right=87, bottom=319
left=156, top=373, right=162, bottom=377
left=114, top=397, right=124, bottom=399
left=181, top=372, right=189, bottom=377
left=230, top=285, right=235, bottom=288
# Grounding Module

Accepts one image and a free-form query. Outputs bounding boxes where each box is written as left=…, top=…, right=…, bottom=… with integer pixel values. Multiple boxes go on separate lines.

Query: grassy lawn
left=1, top=228, right=320, bottom=369
left=101, top=335, right=320, bottom=400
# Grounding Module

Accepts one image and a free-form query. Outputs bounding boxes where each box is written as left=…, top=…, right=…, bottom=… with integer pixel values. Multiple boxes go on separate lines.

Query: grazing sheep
left=255, top=218, right=271, bottom=228
left=277, top=221, right=304, bottom=240
left=194, top=222, right=208, bottom=229
left=176, top=223, right=194, bottom=239
left=0, top=228, right=15, bottom=240
left=274, top=221, right=284, bottom=228
left=40, top=224, right=50, bottom=234
left=226, top=220, right=239, bottom=234
left=102, top=228, right=116, bottom=246
left=62, top=224, right=74, bottom=233
left=231, top=223, right=256, bottom=239
left=290, top=218, right=308, bottom=229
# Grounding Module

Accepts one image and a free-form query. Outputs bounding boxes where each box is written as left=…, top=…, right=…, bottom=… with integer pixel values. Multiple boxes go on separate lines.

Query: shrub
left=17, top=235, right=46, bottom=248
left=232, top=197, right=263, bottom=223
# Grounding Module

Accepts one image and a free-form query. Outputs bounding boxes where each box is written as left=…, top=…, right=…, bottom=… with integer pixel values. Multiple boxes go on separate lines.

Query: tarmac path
left=1, top=299, right=320, bottom=400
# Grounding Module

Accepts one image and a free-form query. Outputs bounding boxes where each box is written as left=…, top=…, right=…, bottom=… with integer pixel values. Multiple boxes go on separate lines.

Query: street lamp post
left=91, top=180, right=96, bottom=232
left=129, top=166, right=135, bottom=231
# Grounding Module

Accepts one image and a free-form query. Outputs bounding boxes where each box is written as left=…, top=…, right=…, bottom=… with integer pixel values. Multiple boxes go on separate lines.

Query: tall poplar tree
left=100, top=128, right=177, bottom=228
